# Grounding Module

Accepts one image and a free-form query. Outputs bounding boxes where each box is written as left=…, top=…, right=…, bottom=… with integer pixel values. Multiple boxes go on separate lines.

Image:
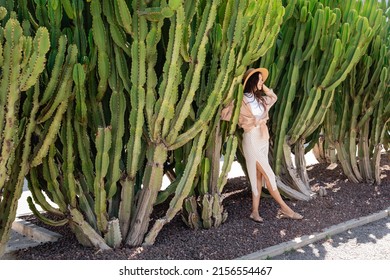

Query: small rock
left=319, top=186, right=327, bottom=197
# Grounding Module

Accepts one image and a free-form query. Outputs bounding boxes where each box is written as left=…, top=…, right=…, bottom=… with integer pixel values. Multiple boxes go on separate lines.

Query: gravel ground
left=12, top=154, right=390, bottom=260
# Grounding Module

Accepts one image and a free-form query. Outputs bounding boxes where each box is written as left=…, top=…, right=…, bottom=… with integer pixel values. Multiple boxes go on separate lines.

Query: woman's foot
left=276, top=209, right=303, bottom=220
left=249, top=213, right=264, bottom=223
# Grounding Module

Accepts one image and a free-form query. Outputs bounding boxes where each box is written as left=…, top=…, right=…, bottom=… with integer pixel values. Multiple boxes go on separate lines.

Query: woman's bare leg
left=250, top=169, right=264, bottom=221
left=265, top=184, right=295, bottom=215
left=255, top=162, right=297, bottom=216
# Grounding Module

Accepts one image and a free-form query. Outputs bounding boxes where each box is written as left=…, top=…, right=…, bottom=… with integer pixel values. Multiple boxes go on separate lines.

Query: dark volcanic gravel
left=13, top=154, right=390, bottom=260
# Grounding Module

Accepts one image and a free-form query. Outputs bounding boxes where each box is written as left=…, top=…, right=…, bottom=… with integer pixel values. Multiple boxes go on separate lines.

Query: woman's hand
left=262, top=84, right=270, bottom=94
left=262, top=84, right=277, bottom=103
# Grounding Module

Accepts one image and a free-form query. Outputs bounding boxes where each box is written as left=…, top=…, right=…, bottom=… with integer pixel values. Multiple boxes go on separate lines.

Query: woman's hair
left=243, top=73, right=268, bottom=105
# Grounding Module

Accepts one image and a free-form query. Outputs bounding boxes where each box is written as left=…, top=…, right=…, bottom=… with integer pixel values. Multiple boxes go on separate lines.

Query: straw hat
left=242, top=68, right=269, bottom=89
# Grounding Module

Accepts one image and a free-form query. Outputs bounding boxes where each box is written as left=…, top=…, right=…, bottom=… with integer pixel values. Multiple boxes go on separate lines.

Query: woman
left=222, top=68, right=303, bottom=222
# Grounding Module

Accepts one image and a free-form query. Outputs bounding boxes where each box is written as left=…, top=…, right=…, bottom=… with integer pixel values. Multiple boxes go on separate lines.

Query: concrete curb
left=4, top=231, right=41, bottom=254
left=2, top=219, right=62, bottom=258
left=237, top=207, right=390, bottom=260
left=11, top=218, right=62, bottom=243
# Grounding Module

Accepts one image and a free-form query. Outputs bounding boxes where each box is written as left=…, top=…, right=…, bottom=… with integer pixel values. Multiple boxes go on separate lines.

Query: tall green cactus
left=127, top=0, right=221, bottom=246
left=177, top=0, right=285, bottom=230
left=323, top=1, right=389, bottom=184
left=0, top=13, right=51, bottom=256
left=21, top=38, right=78, bottom=228
left=253, top=0, right=384, bottom=200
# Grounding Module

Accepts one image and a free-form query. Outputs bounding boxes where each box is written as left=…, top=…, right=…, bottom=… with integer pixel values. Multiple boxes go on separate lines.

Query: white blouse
left=244, top=94, right=265, bottom=119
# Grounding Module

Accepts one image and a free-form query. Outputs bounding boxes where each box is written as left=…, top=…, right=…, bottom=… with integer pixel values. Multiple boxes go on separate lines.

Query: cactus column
left=126, top=0, right=221, bottom=246
left=0, top=14, right=51, bottom=257
left=324, top=1, right=389, bottom=184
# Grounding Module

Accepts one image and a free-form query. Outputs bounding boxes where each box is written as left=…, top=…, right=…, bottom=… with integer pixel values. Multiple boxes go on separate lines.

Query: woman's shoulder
left=243, top=93, right=251, bottom=99
left=243, top=93, right=256, bottom=103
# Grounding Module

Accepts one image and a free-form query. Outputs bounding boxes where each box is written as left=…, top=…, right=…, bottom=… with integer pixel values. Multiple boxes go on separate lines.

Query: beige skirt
left=242, top=126, right=277, bottom=196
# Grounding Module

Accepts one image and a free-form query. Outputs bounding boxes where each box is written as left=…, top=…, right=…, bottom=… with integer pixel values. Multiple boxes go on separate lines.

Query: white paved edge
left=236, top=207, right=390, bottom=260
left=12, top=218, right=62, bottom=243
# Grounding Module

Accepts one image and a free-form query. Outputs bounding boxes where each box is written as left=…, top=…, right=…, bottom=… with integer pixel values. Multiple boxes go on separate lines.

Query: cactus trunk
left=126, top=143, right=167, bottom=246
